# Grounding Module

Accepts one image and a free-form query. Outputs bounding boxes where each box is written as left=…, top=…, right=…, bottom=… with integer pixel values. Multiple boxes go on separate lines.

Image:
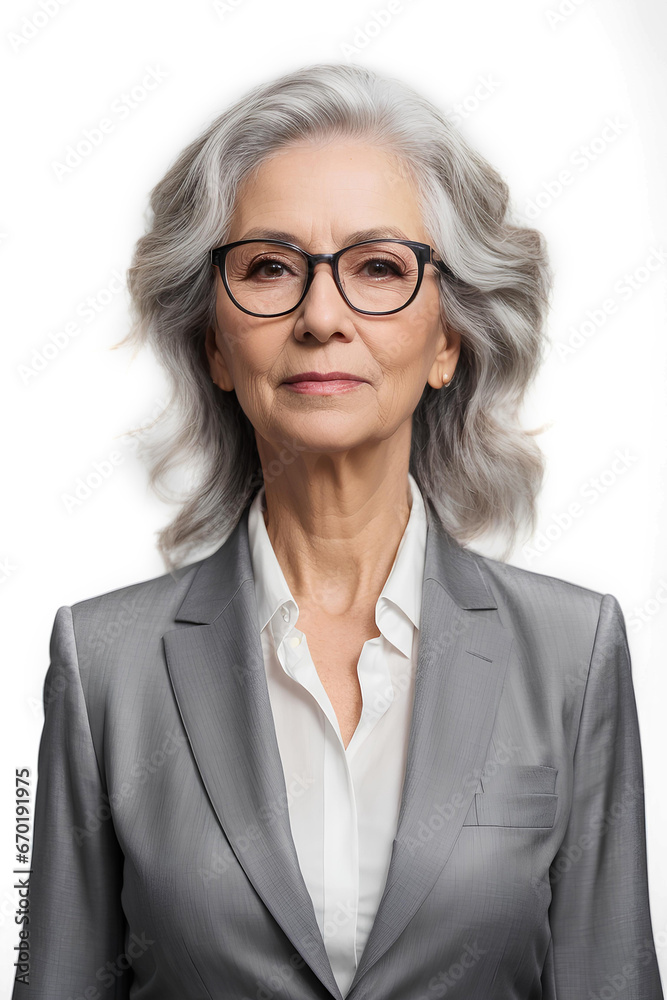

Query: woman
left=14, top=64, right=663, bottom=1000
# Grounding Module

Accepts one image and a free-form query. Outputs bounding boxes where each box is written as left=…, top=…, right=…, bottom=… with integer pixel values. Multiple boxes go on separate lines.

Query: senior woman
left=14, top=64, right=663, bottom=1000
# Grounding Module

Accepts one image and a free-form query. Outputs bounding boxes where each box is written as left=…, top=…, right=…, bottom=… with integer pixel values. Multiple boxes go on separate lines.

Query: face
left=205, top=141, right=460, bottom=462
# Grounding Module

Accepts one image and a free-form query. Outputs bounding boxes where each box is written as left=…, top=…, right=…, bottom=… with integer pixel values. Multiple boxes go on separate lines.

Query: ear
left=426, top=321, right=461, bottom=390
left=205, top=323, right=235, bottom=392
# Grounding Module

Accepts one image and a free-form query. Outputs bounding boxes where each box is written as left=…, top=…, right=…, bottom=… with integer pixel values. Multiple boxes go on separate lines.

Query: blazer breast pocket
left=462, top=764, right=559, bottom=829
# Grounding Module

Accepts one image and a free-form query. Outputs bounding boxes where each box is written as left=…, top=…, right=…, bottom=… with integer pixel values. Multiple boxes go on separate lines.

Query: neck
left=256, top=428, right=413, bottom=615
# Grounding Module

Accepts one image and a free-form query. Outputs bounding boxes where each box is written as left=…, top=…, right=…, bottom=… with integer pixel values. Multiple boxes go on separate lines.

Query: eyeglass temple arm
left=429, top=248, right=456, bottom=279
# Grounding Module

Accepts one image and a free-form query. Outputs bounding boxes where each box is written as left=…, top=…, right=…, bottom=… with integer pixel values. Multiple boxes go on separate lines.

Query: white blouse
left=246, top=474, right=427, bottom=996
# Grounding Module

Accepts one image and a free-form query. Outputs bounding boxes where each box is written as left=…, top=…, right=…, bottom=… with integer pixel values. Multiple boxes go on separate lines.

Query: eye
left=362, top=257, right=404, bottom=278
left=247, top=256, right=296, bottom=279
left=341, top=243, right=415, bottom=283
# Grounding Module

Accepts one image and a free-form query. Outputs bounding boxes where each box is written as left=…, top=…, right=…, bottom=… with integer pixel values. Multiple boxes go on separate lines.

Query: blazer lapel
left=347, top=503, right=514, bottom=996
left=162, top=507, right=345, bottom=1000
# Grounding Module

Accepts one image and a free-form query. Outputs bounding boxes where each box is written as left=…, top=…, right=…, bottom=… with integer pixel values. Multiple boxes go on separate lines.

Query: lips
left=282, top=371, right=367, bottom=384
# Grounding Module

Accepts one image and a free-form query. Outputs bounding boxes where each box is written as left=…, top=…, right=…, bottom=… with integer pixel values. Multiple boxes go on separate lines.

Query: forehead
left=226, top=141, right=429, bottom=246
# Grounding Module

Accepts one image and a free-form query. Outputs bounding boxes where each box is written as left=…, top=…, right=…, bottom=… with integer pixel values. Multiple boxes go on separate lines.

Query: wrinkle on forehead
left=226, top=141, right=429, bottom=248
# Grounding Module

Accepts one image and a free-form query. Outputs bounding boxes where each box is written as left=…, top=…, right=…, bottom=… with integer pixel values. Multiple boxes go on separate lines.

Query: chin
left=281, top=420, right=376, bottom=455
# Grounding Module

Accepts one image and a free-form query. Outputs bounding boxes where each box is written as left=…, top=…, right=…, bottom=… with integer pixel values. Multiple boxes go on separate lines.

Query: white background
left=1, top=0, right=666, bottom=992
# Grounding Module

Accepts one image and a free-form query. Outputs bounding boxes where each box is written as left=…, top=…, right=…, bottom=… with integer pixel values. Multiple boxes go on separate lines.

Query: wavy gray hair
left=119, top=62, right=552, bottom=571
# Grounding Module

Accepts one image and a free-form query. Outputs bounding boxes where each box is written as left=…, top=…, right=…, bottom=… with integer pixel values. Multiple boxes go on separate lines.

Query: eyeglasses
left=210, top=238, right=455, bottom=317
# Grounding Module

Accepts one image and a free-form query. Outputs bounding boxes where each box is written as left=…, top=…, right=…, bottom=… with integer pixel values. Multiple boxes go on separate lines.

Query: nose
left=294, top=261, right=354, bottom=342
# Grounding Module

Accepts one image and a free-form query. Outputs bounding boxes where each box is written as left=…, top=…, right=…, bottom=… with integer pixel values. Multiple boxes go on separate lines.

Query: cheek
left=380, top=307, right=441, bottom=376
left=215, top=301, right=278, bottom=379
left=215, top=300, right=249, bottom=367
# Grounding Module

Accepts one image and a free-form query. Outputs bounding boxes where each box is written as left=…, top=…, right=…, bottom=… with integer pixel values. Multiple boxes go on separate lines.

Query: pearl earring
left=442, top=373, right=449, bottom=386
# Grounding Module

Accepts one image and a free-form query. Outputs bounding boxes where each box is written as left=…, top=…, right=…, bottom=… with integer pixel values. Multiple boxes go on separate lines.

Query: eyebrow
left=238, top=226, right=413, bottom=246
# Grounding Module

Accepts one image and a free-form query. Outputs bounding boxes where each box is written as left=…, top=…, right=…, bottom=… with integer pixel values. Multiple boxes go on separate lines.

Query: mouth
left=281, top=371, right=369, bottom=396
left=282, top=371, right=367, bottom=384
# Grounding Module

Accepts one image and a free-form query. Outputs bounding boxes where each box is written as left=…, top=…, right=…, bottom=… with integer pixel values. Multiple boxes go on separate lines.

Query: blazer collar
left=164, top=496, right=511, bottom=999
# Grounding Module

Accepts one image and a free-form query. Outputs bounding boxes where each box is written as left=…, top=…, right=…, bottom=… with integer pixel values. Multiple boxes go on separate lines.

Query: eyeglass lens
left=224, top=241, right=421, bottom=314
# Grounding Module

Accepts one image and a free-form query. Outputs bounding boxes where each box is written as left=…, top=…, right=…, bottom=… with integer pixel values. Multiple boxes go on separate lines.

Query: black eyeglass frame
left=210, top=238, right=455, bottom=317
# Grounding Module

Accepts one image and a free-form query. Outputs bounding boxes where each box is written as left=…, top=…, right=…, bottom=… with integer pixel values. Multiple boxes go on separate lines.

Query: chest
left=296, top=605, right=381, bottom=748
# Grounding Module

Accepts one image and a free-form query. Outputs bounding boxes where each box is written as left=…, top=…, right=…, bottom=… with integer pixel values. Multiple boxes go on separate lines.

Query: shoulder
left=70, top=559, right=201, bottom=631
left=63, top=556, right=206, bottom=678
left=48, top=559, right=209, bottom=739
left=466, top=545, right=619, bottom=640
left=464, top=550, right=633, bottom=722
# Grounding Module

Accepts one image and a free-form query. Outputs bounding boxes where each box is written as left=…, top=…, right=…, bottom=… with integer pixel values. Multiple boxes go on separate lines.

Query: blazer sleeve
left=11, top=606, right=131, bottom=1000
left=541, top=593, right=664, bottom=999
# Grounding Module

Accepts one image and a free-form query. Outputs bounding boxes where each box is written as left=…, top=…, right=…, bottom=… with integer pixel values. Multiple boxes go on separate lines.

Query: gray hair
left=119, top=62, right=552, bottom=571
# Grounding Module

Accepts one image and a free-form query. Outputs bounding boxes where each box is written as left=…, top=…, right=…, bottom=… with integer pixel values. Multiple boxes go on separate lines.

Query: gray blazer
left=12, top=502, right=664, bottom=999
